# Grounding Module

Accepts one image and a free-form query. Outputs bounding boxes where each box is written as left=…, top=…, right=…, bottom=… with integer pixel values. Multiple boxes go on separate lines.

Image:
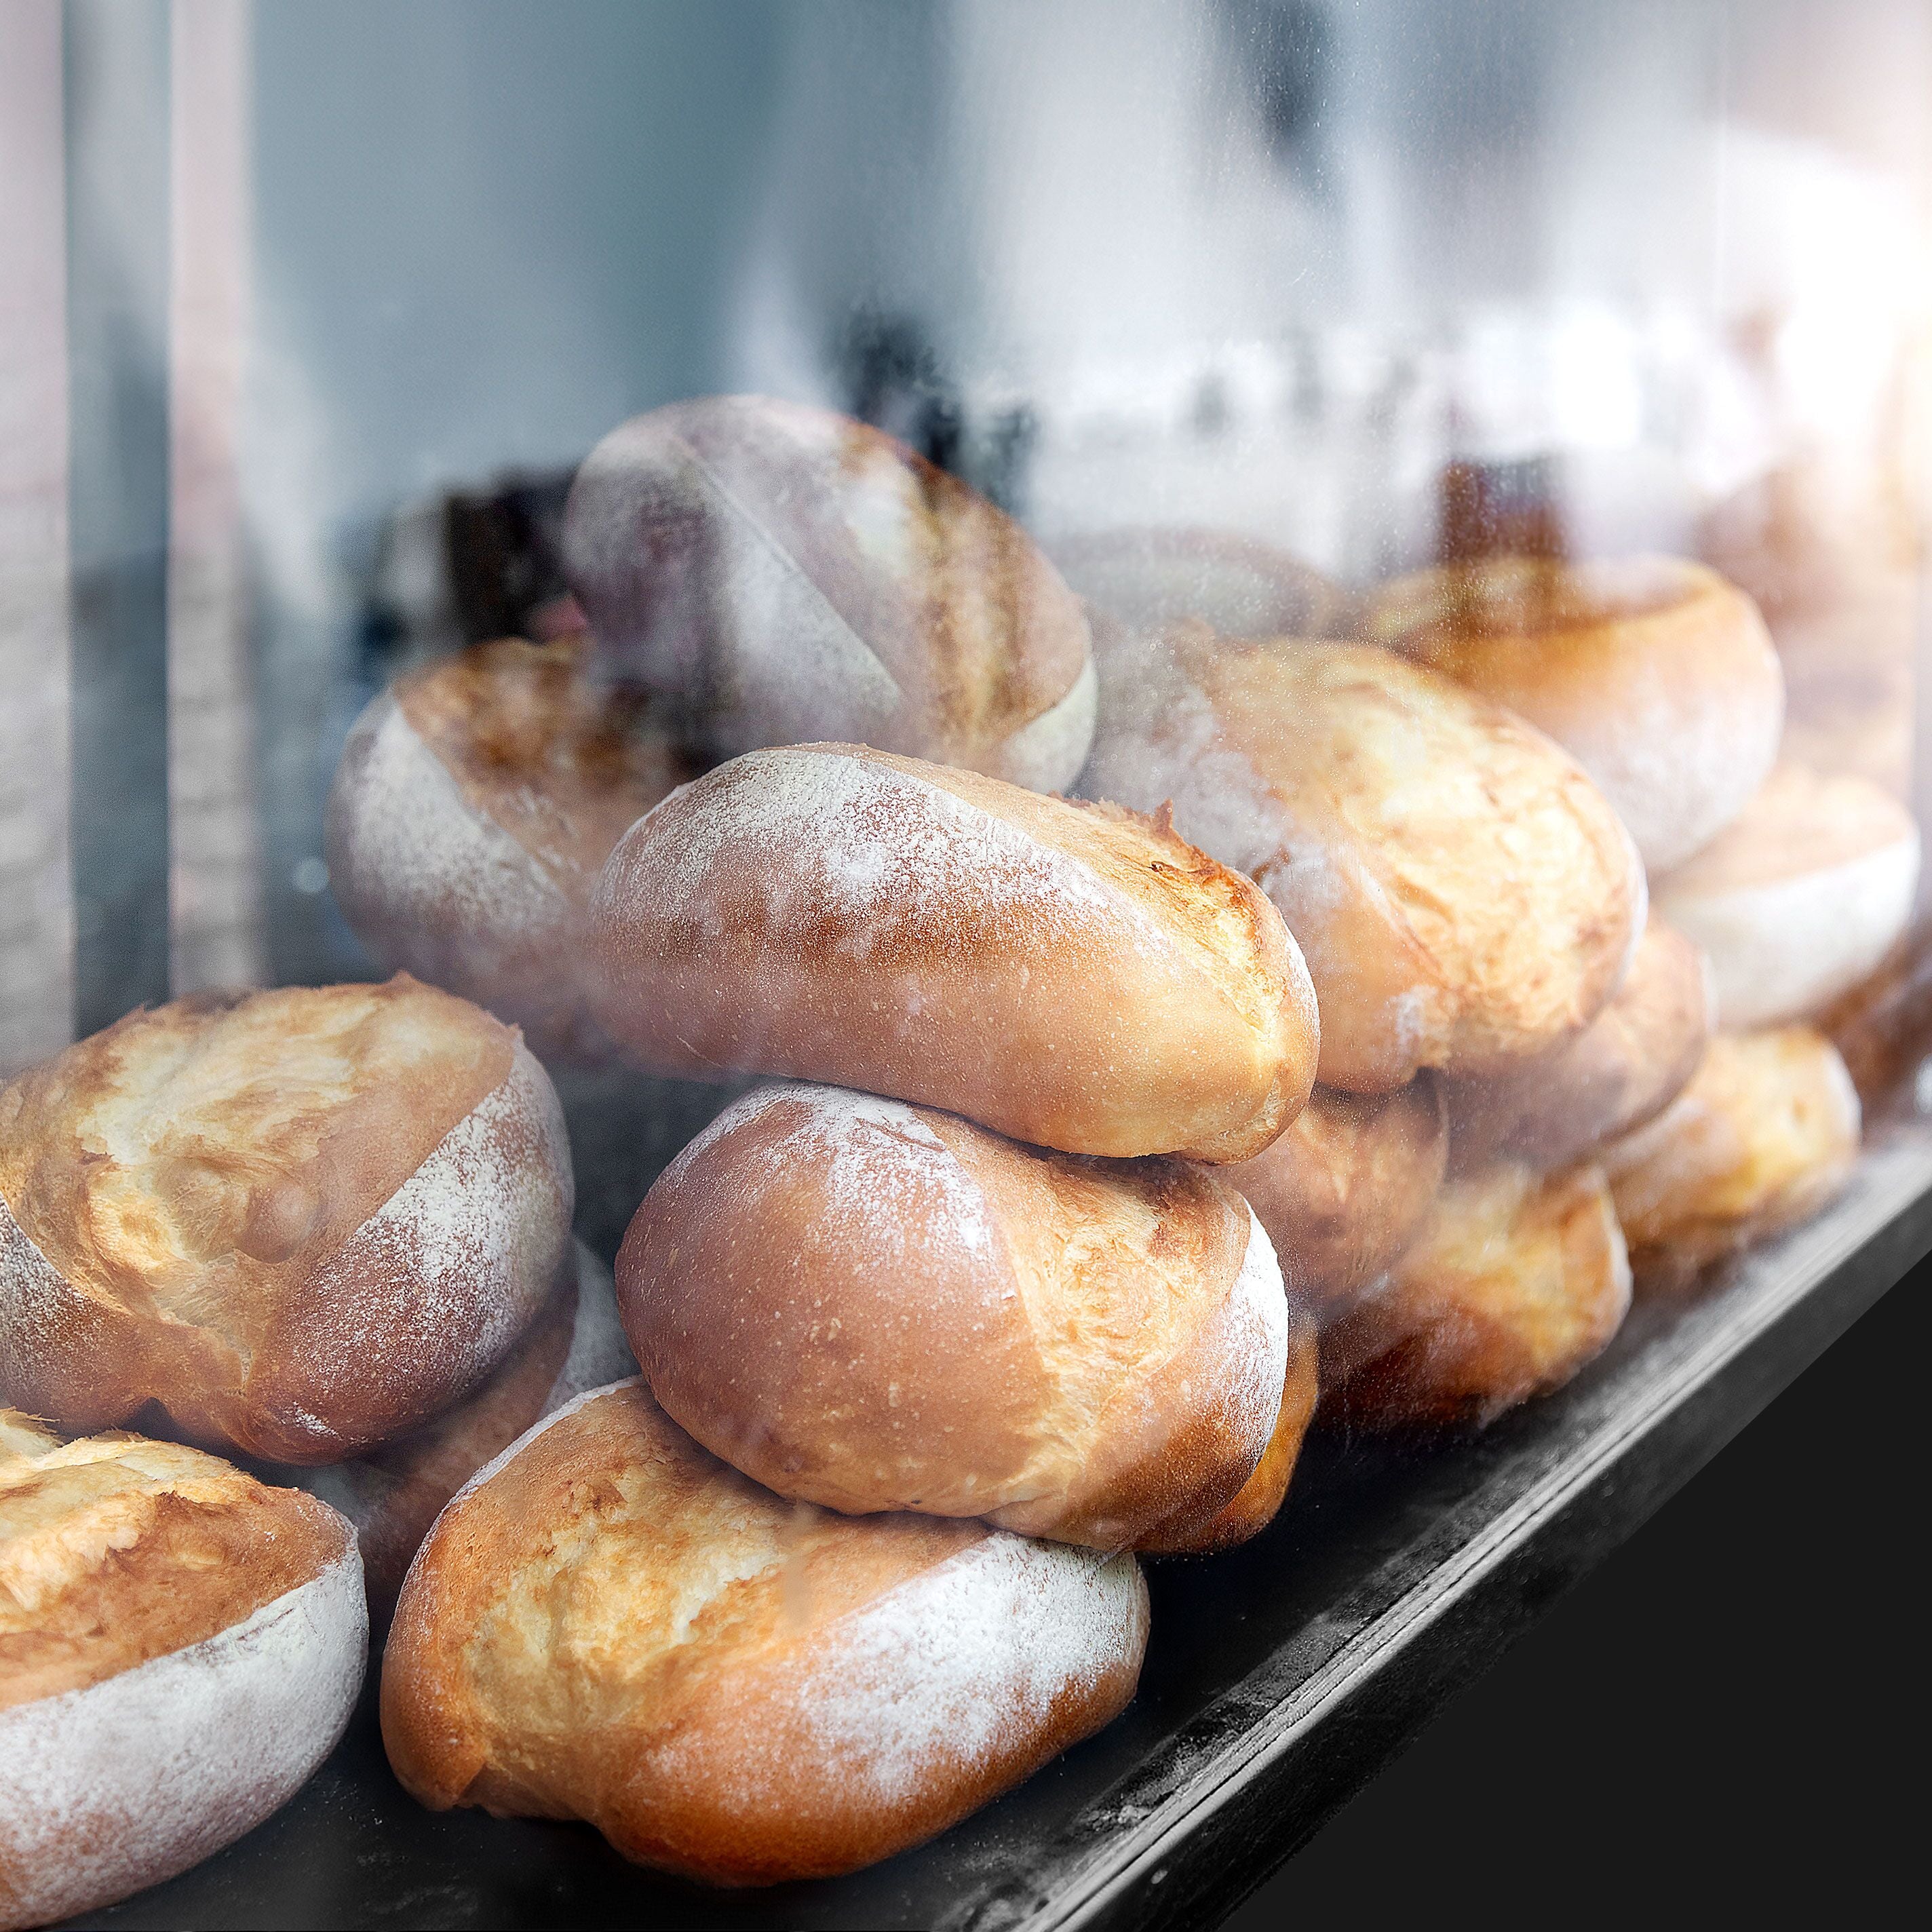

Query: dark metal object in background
left=64, top=0, right=171, bottom=1032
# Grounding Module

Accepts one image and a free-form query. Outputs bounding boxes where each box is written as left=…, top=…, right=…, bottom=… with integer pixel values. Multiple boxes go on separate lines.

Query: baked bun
left=1138, top=1297, right=1319, bottom=1556
left=0, top=977, right=573, bottom=1463
left=1600, top=1028, right=1861, bottom=1294
left=1321, top=1163, right=1631, bottom=1431
left=1652, top=764, right=1919, bottom=1030
left=0, top=1421, right=366, bottom=1929
left=382, top=1381, right=1147, bottom=1887
left=1082, top=630, right=1644, bottom=1092
left=1817, top=930, right=1932, bottom=1104
left=285, top=1241, right=635, bottom=1621
left=562, top=396, right=1096, bottom=791
left=619, top=1083, right=1288, bottom=1551
left=590, top=742, right=1318, bottom=1161
left=1049, top=527, right=1355, bottom=640
left=1445, top=916, right=1712, bottom=1175
left=1223, top=1079, right=1448, bottom=1326
left=1361, top=555, right=1783, bottom=872
left=325, top=634, right=693, bottom=1062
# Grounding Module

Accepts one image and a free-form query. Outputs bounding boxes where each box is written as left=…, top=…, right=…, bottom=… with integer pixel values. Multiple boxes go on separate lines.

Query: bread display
left=1321, top=1162, right=1632, bottom=1430
left=590, top=741, right=1319, bottom=1161
left=284, top=1241, right=635, bottom=1621
left=619, top=1083, right=1289, bottom=1550
left=562, top=395, right=1097, bottom=791
left=1224, top=1078, right=1448, bottom=1326
left=0, top=1418, right=366, bottom=1929
left=0, top=977, right=573, bottom=1464
left=1082, top=630, right=1644, bottom=1092
left=1360, top=555, right=1783, bottom=873
left=1444, top=916, right=1712, bottom=1176
left=381, top=1381, right=1148, bottom=1887
left=1049, top=526, right=1356, bottom=640
left=1652, top=763, right=1920, bottom=1030
left=1600, top=1028, right=1861, bottom=1294
left=325, top=634, right=693, bottom=1062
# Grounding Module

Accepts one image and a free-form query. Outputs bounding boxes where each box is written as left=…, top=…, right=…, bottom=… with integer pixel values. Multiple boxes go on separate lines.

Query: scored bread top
left=0, top=1421, right=349, bottom=1708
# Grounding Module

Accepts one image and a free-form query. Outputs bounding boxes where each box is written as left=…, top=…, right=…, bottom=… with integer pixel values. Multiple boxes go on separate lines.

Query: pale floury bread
left=0, top=977, right=573, bottom=1464
left=1082, top=630, right=1645, bottom=1093
left=0, top=1418, right=366, bottom=1929
left=381, top=1381, right=1148, bottom=1887
left=1361, top=555, right=1783, bottom=872
left=619, top=1083, right=1290, bottom=1552
left=326, top=634, right=693, bottom=1063
left=1321, top=1163, right=1632, bottom=1430
left=1444, top=916, right=1713, bottom=1176
left=589, top=742, right=1319, bottom=1162
left=1600, top=1028, right=1861, bottom=1295
left=1652, top=764, right=1919, bottom=1030
left=1222, top=1078, right=1448, bottom=1328
left=563, top=395, right=1097, bottom=791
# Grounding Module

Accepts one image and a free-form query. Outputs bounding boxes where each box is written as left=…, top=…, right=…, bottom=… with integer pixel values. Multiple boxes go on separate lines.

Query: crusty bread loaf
left=563, top=396, right=1096, bottom=791
left=381, top=1381, right=1147, bottom=1887
left=1361, top=555, right=1783, bottom=872
left=1653, top=764, right=1919, bottom=1030
left=0, top=977, right=573, bottom=1464
left=1082, top=629, right=1644, bottom=1092
left=1050, top=526, right=1356, bottom=640
left=1222, top=1078, right=1447, bottom=1328
left=618, top=1083, right=1288, bottom=1551
left=1138, top=1296, right=1319, bottom=1556
left=0, top=1421, right=365, bottom=1929
left=1321, top=1163, right=1631, bottom=1431
left=284, top=1241, right=635, bottom=1621
left=1599, top=1028, right=1861, bottom=1294
left=1445, top=916, right=1712, bottom=1176
left=590, top=742, right=1318, bottom=1161
left=325, top=634, right=693, bottom=1063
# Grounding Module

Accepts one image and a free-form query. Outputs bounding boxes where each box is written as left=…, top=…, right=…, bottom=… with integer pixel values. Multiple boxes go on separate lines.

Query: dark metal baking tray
left=69, top=1115, right=1932, bottom=1932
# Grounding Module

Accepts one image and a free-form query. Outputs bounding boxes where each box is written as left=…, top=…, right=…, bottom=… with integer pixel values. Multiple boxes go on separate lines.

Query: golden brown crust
left=1224, top=1079, right=1448, bottom=1325
left=0, top=977, right=573, bottom=1462
left=589, top=742, right=1319, bottom=1162
left=1320, top=1163, right=1632, bottom=1431
left=1361, top=554, right=1783, bottom=872
left=1444, top=916, right=1712, bottom=1176
left=1599, top=1028, right=1861, bottom=1294
left=381, top=1383, right=1148, bottom=1886
left=0, top=1429, right=349, bottom=1708
left=617, top=1085, right=1285, bottom=1549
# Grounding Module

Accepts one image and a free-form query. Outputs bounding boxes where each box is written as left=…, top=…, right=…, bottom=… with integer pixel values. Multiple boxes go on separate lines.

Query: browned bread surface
left=1321, top=1162, right=1631, bottom=1430
left=562, top=395, right=1096, bottom=791
left=0, top=977, right=573, bottom=1463
left=1083, top=632, right=1644, bottom=1092
left=381, top=1382, right=1148, bottom=1887
left=590, top=742, right=1318, bottom=1161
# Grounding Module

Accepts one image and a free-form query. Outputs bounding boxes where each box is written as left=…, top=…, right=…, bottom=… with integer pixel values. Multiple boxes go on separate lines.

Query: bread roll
left=1049, top=526, right=1355, bottom=640
left=382, top=1381, right=1147, bottom=1886
left=619, top=1083, right=1288, bottom=1550
left=325, top=634, right=693, bottom=1062
left=1138, top=1297, right=1319, bottom=1556
left=1445, top=916, right=1712, bottom=1176
left=590, top=742, right=1318, bottom=1161
left=1652, top=764, right=1919, bottom=1030
left=1321, top=1163, right=1631, bottom=1431
left=1599, top=1028, right=1861, bottom=1294
left=1361, top=556, right=1783, bottom=872
left=0, top=977, right=573, bottom=1464
left=563, top=396, right=1096, bottom=791
left=0, top=1421, right=366, bottom=1929
left=1223, top=1079, right=1447, bottom=1326
left=1082, top=630, right=1644, bottom=1092
left=284, top=1241, right=635, bottom=1621
left=1817, top=930, right=1932, bottom=1104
